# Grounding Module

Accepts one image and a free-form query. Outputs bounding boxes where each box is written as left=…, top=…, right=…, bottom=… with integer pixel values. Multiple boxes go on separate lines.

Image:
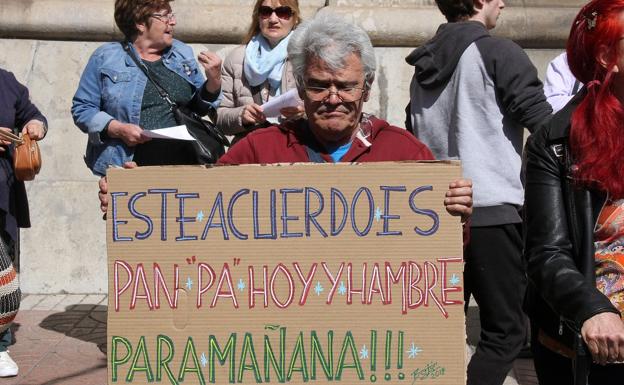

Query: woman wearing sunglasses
left=217, top=0, right=302, bottom=141
left=72, top=0, right=222, bottom=177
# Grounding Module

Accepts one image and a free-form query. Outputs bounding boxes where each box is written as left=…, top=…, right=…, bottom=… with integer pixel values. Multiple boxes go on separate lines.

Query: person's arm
left=183, top=43, right=222, bottom=117
left=71, top=51, right=146, bottom=147
left=71, top=50, right=117, bottom=144
left=216, top=50, right=248, bottom=135
left=544, top=53, right=578, bottom=114
left=11, top=72, right=48, bottom=140
left=479, top=39, right=553, bottom=132
left=404, top=102, right=412, bottom=133
left=524, top=129, right=618, bottom=327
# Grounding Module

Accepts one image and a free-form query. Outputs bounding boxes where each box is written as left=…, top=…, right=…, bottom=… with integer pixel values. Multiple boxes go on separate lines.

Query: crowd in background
left=1, top=0, right=624, bottom=384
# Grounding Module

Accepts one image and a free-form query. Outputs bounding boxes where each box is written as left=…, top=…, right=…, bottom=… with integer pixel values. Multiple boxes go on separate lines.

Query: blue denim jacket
left=71, top=40, right=221, bottom=176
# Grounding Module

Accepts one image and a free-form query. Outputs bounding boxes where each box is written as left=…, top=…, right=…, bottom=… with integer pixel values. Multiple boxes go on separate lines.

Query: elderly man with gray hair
left=219, top=13, right=473, bottom=219
left=99, top=13, right=473, bottom=221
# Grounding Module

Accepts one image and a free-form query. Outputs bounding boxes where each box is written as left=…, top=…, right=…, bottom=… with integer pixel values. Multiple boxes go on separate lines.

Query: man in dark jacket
left=406, top=1, right=553, bottom=384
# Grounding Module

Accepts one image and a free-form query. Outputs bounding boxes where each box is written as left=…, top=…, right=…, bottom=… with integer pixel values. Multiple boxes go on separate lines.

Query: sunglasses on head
left=258, top=5, right=293, bottom=20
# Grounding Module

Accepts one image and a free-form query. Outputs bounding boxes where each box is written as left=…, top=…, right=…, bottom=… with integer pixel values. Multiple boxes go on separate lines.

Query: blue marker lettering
left=409, top=186, right=439, bottom=236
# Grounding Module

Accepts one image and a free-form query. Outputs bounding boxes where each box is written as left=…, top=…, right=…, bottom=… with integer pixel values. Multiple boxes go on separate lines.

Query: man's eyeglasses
left=258, top=6, right=293, bottom=20
left=151, top=13, right=176, bottom=23
left=304, top=85, right=367, bottom=102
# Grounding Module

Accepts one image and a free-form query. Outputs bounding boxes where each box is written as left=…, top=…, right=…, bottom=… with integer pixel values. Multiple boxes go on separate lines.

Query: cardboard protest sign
left=107, top=162, right=465, bottom=385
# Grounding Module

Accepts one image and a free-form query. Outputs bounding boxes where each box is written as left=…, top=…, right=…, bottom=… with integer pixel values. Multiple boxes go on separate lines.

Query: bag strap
left=122, top=42, right=177, bottom=109
left=572, top=79, right=581, bottom=96
left=0, top=130, right=23, bottom=145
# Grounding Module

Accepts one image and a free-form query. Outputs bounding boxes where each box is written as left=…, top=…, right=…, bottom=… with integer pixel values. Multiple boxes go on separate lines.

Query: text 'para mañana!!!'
left=110, top=185, right=442, bottom=242
left=111, top=328, right=432, bottom=384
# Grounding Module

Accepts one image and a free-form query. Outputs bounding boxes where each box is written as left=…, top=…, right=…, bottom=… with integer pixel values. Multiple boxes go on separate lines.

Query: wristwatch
left=99, top=121, right=111, bottom=141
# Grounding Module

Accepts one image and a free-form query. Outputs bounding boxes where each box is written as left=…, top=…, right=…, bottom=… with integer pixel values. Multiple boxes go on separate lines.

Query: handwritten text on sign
left=106, top=162, right=465, bottom=385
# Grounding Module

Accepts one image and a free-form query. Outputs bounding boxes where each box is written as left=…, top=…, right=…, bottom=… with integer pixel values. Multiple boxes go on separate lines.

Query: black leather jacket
left=524, top=91, right=619, bottom=346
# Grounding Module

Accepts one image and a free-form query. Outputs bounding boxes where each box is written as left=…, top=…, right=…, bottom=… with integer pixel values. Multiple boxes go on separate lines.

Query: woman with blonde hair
left=217, top=0, right=303, bottom=140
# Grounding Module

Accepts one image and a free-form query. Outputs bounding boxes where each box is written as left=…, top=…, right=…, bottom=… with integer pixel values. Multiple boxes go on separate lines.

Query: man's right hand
left=106, top=120, right=150, bottom=147
left=581, top=311, right=624, bottom=365
left=241, top=103, right=266, bottom=126
left=99, top=162, right=138, bottom=217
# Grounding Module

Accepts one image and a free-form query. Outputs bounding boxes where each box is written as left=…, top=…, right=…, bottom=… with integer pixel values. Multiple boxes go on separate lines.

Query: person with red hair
left=524, top=0, right=624, bottom=383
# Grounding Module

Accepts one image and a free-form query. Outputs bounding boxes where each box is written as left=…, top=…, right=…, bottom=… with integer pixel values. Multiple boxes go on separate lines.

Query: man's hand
left=241, top=103, right=266, bottom=126
left=107, top=120, right=149, bottom=147
left=98, top=176, right=108, bottom=214
left=444, top=178, right=473, bottom=223
left=22, top=120, right=46, bottom=140
left=582, top=312, right=624, bottom=365
left=99, top=162, right=138, bottom=217
left=198, top=51, right=222, bottom=94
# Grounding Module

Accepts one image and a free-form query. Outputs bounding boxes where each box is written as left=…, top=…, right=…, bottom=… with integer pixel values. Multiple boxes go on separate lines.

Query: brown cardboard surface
left=106, top=162, right=465, bottom=385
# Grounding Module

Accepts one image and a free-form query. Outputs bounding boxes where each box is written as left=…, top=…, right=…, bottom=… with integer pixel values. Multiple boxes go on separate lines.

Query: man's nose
left=326, top=91, right=342, bottom=105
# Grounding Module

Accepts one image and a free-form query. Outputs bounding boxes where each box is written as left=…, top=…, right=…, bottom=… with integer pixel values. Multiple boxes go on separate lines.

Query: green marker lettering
left=178, top=337, right=205, bottom=385
left=287, top=332, right=309, bottom=381
left=264, top=327, right=286, bottom=382
left=111, top=336, right=132, bottom=382
left=310, top=330, right=334, bottom=380
left=156, top=335, right=177, bottom=384
left=238, top=333, right=262, bottom=383
left=126, top=336, right=154, bottom=382
left=209, top=334, right=237, bottom=383
left=335, top=331, right=364, bottom=380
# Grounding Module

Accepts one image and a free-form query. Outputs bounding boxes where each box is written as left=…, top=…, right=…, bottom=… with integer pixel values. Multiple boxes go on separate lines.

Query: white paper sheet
left=261, top=89, right=302, bottom=118
left=141, top=125, right=195, bottom=141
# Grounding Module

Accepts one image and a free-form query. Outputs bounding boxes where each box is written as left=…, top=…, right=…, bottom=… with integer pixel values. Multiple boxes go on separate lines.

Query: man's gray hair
left=287, top=12, right=377, bottom=89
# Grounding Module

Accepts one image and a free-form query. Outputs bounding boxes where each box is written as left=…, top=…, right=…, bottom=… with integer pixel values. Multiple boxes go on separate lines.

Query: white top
left=544, top=53, right=582, bottom=113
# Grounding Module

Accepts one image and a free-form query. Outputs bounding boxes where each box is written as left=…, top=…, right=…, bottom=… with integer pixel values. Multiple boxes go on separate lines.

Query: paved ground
left=2, top=294, right=538, bottom=385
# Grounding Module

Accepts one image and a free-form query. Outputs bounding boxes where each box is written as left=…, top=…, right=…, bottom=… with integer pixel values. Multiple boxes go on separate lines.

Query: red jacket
left=218, top=115, right=434, bottom=165
left=217, top=115, right=470, bottom=244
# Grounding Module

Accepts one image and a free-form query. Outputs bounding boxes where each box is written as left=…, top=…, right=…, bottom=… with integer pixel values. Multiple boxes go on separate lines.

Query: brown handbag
left=0, top=130, right=42, bottom=181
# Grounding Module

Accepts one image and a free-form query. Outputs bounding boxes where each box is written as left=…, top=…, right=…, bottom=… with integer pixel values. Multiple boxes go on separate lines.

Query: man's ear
left=598, top=44, right=619, bottom=73
left=472, top=0, right=486, bottom=11
left=136, top=22, right=146, bottom=33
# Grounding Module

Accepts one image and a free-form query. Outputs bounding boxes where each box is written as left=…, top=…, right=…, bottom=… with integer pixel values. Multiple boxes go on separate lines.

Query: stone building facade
left=0, top=0, right=583, bottom=293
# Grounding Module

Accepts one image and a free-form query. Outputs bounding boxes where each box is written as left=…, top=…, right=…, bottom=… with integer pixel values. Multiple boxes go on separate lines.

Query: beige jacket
left=217, top=45, right=296, bottom=135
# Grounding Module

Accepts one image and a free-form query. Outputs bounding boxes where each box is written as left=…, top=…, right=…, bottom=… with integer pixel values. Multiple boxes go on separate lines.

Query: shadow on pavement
left=38, top=304, right=107, bottom=354
left=38, top=363, right=107, bottom=385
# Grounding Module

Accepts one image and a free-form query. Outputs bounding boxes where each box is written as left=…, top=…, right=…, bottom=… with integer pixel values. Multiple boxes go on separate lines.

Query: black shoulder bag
left=123, top=42, right=229, bottom=164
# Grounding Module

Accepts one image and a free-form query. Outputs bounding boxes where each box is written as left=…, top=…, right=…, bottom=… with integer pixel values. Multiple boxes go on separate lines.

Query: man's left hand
left=444, top=178, right=473, bottom=223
